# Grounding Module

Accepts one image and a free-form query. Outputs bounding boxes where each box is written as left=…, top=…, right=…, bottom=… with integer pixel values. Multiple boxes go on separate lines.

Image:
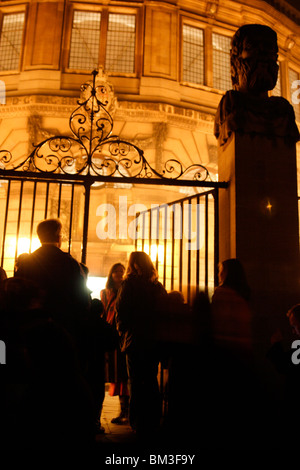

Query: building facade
left=0, top=0, right=299, bottom=298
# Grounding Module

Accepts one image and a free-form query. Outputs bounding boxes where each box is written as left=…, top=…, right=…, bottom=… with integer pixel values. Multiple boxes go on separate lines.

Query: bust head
left=230, top=24, right=279, bottom=96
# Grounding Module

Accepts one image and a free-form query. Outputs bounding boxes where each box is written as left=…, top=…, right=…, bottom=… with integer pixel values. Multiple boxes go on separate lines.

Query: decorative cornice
left=0, top=95, right=76, bottom=118
left=0, top=95, right=216, bottom=131
left=263, top=0, right=300, bottom=25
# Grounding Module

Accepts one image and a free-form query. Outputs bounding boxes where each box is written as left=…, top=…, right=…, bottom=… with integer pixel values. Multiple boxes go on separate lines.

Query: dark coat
left=15, top=245, right=90, bottom=335
left=115, top=275, right=167, bottom=353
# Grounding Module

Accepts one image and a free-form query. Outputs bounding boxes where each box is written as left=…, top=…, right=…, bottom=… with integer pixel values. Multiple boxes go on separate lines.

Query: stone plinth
left=218, top=131, right=300, bottom=349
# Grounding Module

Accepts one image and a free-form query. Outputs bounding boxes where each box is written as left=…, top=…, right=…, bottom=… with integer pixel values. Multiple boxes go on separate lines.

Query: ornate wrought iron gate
left=0, top=70, right=226, bottom=294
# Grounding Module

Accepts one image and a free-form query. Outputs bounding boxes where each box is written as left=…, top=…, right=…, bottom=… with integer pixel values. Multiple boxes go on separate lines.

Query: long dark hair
left=219, top=258, right=251, bottom=301
left=106, top=263, right=125, bottom=291
left=125, top=251, right=158, bottom=282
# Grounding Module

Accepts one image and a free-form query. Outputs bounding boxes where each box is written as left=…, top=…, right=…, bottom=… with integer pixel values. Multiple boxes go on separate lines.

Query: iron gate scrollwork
left=0, top=70, right=211, bottom=182
left=0, top=69, right=227, bottom=285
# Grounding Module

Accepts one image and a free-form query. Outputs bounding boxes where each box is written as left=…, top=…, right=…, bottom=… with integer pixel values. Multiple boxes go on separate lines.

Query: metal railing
left=134, top=188, right=219, bottom=304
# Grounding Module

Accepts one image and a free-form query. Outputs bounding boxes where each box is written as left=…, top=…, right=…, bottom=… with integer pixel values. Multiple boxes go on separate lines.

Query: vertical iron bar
left=214, top=188, right=219, bottom=288
left=141, top=212, right=145, bottom=252
left=1, top=179, right=11, bottom=267
left=149, top=208, right=152, bottom=259
left=155, top=207, right=159, bottom=272
left=88, top=70, right=98, bottom=165
left=57, top=183, right=62, bottom=218
left=134, top=212, right=138, bottom=251
left=171, top=205, right=175, bottom=291
left=179, top=201, right=183, bottom=294
left=15, top=180, right=24, bottom=261
left=68, top=184, right=75, bottom=254
left=44, top=182, right=50, bottom=219
left=196, top=194, right=200, bottom=292
left=81, top=182, right=91, bottom=265
left=187, top=198, right=192, bottom=305
left=205, top=194, right=209, bottom=294
left=29, top=181, right=37, bottom=253
left=163, top=205, right=167, bottom=288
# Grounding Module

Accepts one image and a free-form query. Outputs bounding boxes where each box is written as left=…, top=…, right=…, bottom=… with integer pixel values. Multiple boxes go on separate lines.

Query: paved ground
left=95, top=389, right=136, bottom=447
left=94, top=388, right=201, bottom=466
left=93, top=388, right=178, bottom=456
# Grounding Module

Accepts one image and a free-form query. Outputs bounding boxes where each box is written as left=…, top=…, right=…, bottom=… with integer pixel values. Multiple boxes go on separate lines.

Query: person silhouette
left=267, top=304, right=300, bottom=448
left=15, top=219, right=90, bottom=345
left=100, top=263, right=129, bottom=425
left=0, top=265, right=7, bottom=282
left=211, top=258, right=253, bottom=354
left=115, top=251, right=168, bottom=438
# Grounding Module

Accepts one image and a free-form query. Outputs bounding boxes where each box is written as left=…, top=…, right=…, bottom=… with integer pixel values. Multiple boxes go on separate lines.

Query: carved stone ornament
left=214, top=24, right=300, bottom=146
left=80, top=66, right=117, bottom=117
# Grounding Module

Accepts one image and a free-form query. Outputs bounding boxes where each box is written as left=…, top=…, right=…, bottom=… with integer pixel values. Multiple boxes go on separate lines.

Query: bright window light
left=87, top=276, right=107, bottom=300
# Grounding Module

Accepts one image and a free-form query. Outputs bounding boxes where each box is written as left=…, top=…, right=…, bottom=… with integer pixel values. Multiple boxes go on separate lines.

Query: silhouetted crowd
left=2, top=219, right=300, bottom=450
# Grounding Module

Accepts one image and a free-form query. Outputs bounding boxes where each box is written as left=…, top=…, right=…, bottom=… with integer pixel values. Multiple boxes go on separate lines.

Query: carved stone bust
left=214, top=24, right=300, bottom=146
left=230, top=24, right=279, bottom=96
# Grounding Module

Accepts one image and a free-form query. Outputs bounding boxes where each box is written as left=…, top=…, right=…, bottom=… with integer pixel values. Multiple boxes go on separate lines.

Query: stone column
left=214, top=24, right=300, bottom=352
left=217, top=130, right=300, bottom=349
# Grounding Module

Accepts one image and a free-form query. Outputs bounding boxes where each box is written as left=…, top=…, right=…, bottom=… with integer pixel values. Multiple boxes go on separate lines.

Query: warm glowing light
left=86, top=276, right=107, bottom=300
left=143, top=243, right=165, bottom=263
left=266, top=201, right=273, bottom=212
left=19, top=237, right=41, bottom=254
left=6, top=236, right=41, bottom=258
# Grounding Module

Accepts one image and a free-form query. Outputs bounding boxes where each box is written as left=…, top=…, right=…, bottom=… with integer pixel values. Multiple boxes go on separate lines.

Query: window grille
left=182, top=24, right=204, bottom=85
left=212, top=33, right=231, bottom=91
left=0, top=12, right=25, bottom=71
left=289, top=68, right=300, bottom=122
left=69, top=11, right=101, bottom=70
left=105, top=14, right=135, bottom=73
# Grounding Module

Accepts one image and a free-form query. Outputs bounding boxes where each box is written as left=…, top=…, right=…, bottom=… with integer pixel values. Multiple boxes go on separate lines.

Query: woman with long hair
left=211, top=258, right=252, bottom=353
left=217, top=258, right=251, bottom=302
left=115, top=251, right=168, bottom=437
left=100, top=262, right=129, bottom=424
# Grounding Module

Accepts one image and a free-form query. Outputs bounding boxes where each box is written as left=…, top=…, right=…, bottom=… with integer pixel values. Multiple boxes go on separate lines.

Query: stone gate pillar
left=214, top=24, right=300, bottom=351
